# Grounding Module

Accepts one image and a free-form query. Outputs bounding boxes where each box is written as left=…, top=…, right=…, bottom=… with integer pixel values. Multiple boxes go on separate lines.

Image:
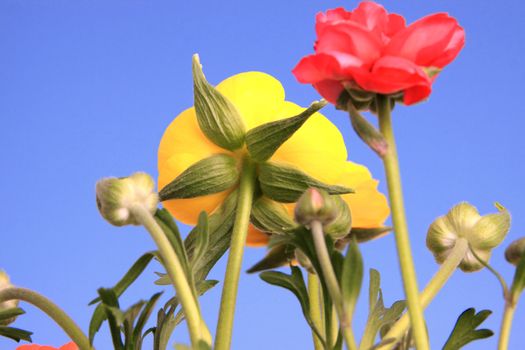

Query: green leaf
left=341, top=238, right=363, bottom=318
left=193, top=54, right=246, bottom=150
left=122, top=300, right=146, bottom=349
left=510, top=252, right=525, bottom=303
left=347, top=226, right=392, bottom=243
left=132, top=292, right=163, bottom=348
left=260, top=266, right=325, bottom=347
left=98, top=288, right=124, bottom=350
left=369, top=268, right=381, bottom=312
left=246, top=100, right=327, bottom=161
left=443, top=308, right=494, bottom=350
left=259, top=162, right=354, bottom=203
left=246, top=244, right=295, bottom=273
left=88, top=251, right=157, bottom=344
left=190, top=212, right=210, bottom=271
left=0, top=307, right=25, bottom=322
left=347, top=99, right=388, bottom=158
left=250, top=197, right=297, bottom=235
left=159, top=154, right=239, bottom=201
left=0, top=326, right=33, bottom=342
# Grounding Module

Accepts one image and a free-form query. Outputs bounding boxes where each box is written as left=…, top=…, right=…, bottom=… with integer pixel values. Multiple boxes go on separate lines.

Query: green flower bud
left=0, top=270, right=18, bottom=326
left=294, top=188, right=337, bottom=226
left=96, top=172, right=159, bottom=226
left=295, top=249, right=315, bottom=274
left=324, top=196, right=352, bottom=239
left=505, top=237, right=525, bottom=266
left=427, top=202, right=511, bottom=272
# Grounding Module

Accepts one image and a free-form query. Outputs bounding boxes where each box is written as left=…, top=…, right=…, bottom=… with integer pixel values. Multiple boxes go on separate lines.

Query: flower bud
left=96, top=172, right=159, bottom=226
left=0, top=270, right=19, bottom=325
left=294, top=188, right=337, bottom=226
left=324, top=196, right=352, bottom=239
left=505, top=237, right=525, bottom=266
left=427, top=202, right=511, bottom=272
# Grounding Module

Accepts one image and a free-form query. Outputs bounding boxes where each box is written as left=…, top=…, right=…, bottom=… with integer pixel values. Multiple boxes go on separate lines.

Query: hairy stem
left=308, top=272, right=325, bottom=350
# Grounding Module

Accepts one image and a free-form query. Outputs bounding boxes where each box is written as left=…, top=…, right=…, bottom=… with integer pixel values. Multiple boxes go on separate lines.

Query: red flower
left=16, top=342, right=78, bottom=350
left=293, top=1, right=465, bottom=106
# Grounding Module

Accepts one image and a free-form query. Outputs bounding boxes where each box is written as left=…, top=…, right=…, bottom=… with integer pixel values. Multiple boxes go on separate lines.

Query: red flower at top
left=293, top=1, right=465, bottom=106
left=16, top=342, right=78, bottom=350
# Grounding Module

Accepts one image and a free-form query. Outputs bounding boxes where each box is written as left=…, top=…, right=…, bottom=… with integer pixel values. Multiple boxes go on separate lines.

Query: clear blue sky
left=1, top=1, right=524, bottom=349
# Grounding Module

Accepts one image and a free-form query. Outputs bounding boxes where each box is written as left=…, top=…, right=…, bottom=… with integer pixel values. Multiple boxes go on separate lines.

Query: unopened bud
left=427, top=202, right=511, bottom=272
left=0, top=271, right=18, bottom=325
left=294, top=188, right=337, bottom=226
left=505, top=237, right=525, bottom=266
left=324, top=196, right=352, bottom=239
left=96, top=172, right=159, bottom=226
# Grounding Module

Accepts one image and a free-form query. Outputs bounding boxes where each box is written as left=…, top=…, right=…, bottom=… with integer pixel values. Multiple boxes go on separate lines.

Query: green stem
left=214, top=160, right=257, bottom=350
left=377, top=238, right=469, bottom=350
left=498, top=301, right=516, bottom=350
left=0, top=287, right=92, bottom=350
left=130, top=204, right=210, bottom=347
left=376, top=94, right=429, bottom=350
left=308, top=272, right=325, bottom=350
left=311, top=220, right=358, bottom=350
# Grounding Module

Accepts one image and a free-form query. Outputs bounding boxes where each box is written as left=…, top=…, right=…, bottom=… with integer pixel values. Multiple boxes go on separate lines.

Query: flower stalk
left=310, top=220, right=358, bottom=350
left=214, top=159, right=257, bottom=350
left=0, top=287, right=92, bottom=350
left=377, top=237, right=470, bottom=350
left=498, top=302, right=516, bottom=350
left=129, top=203, right=211, bottom=348
left=376, top=94, right=429, bottom=350
left=308, top=272, right=324, bottom=350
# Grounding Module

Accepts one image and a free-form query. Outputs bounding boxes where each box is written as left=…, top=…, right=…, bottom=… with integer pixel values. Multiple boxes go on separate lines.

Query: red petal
left=385, top=13, right=464, bottom=68
left=292, top=54, right=345, bottom=83
left=313, top=80, right=346, bottom=104
left=403, top=85, right=432, bottom=105
left=60, top=343, right=79, bottom=350
left=350, top=1, right=389, bottom=33
left=385, top=13, right=406, bottom=38
left=316, top=7, right=353, bottom=36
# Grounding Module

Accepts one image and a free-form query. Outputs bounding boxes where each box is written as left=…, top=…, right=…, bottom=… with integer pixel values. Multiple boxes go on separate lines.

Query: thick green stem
left=130, top=204, right=210, bottom=347
left=498, top=301, right=516, bottom=350
left=308, top=272, right=325, bottom=350
left=214, top=160, right=257, bottom=350
left=0, top=287, right=92, bottom=350
left=376, top=94, right=429, bottom=350
left=377, top=238, right=469, bottom=350
left=311, top=221, right=358, bottom=350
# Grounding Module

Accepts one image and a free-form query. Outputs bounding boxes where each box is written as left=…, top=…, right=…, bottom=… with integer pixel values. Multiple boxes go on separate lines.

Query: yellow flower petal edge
left=157, top=71, right=389, bottom=244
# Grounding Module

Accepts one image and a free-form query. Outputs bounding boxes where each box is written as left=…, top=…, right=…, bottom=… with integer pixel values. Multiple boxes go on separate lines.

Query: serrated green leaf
left=443, top=308, right=493, bottom=350
left=341, top=239, right=363, bottom=318
left=260, top=267, right=325, bottom=347
left=0, top=326, right=33, bottom=342
left=0, top=307, right=25, bottom=322
left=250, top=197, right=298, bottom=235
left=123, top=300, right=145, bottom=349
left=347, top=227, right=392, bottom=243
left=259, top=162, right=354, bottom=203
left=246, top=100, right=327, bottom=161
left=246, top=244, right=295, bottom=273
left=159, top=154, right=239, bottom=201
left=133, top=292, right=163, bottom=348
left=193, top=54, right=246, bottom=150
left=369, top=269, right=380, bottom=312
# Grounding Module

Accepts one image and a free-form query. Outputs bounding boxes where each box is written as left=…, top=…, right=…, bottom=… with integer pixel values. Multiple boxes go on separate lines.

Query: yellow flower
left=158, top=72, right=389, bottom=245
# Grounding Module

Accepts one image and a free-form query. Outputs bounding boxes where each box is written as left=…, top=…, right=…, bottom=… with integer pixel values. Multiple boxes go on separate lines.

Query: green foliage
left=258, top=162, right=354, bottom=203
left=362, top=269, right=406, bottom=350
left=246, top=244, right=295, bottom=273
left=250, top=197, right=297, bottom=235
left=192, top=54, right=246, bottom=150
left=341, top=238, right=363, bottom=318
left=0, top=325, right=33, bottom=343
left=442, top=308, right=493, bottom=350
left=245, top=100, right=327, bottom=161
left=259, top=266, right=326, bottom=348
left=158, top=154, right=239, bottom=201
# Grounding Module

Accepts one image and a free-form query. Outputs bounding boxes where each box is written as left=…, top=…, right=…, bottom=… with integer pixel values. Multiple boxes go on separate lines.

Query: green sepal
left=246, top=100, right=327, bottom=162
left=510, top=251, right=525, bottom=302
left=250, top=197, right=298, bottom=235
left=0, top=326, right=33, bottom=343
left=246, top=244, right=295, bottom=273
left=258, top=162, right=354, bottom=203
left=324, top=195, right=352, bottom=239
left=341, top=238, right=363, bottom=319
left=347, top=101, right=388, bottom=158
left=259, top=266, right=326, bottom=348
left=0, top=307, right=25, bottom=324
left=159, top=154, right=239, bottom=201
left=193, top=54, right=246, bottom=150
left=443, top=308, right=493, bottom=350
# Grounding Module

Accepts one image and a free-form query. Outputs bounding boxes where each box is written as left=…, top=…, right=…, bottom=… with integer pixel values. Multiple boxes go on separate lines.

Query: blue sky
left=1, top=0, right=524, bottom=349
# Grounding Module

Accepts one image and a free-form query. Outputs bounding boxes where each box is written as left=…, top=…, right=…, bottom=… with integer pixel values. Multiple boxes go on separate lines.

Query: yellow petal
left=271, top=101, right=348, bottom=184
left=246, top=224, right=271, bottom=247
left=216, top=72, right=286, bottom=130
